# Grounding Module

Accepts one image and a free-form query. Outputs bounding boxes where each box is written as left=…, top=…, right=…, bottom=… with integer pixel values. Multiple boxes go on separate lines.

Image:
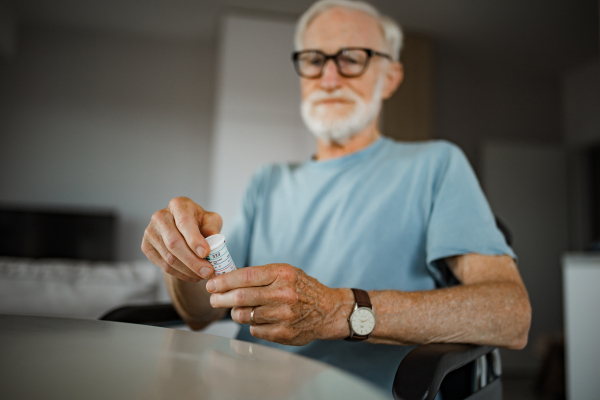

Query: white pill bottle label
left=205, top=234, right=237, bottom=276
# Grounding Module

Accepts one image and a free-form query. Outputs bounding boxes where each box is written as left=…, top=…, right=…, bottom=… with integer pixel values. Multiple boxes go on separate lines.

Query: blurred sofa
left=0, top=257, right=169, bottom=319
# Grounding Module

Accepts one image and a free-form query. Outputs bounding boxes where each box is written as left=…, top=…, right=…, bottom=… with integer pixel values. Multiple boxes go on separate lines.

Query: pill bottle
left=205, top=234, right=237, bottom=276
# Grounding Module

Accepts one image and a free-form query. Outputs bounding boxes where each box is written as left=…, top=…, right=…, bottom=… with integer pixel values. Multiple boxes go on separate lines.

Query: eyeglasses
left=292, top=47, right=391, bottom=79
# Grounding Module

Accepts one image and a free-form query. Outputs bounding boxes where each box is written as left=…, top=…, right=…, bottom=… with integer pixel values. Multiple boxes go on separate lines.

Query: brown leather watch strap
left=345, top=334, right=368, bottom=342
left=352, top=288, right=372, bottom=308
left=344, top=288, right=373, bottom=342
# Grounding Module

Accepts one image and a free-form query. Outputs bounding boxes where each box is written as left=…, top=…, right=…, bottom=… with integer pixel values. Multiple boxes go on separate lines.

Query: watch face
left=350, top=307, right=376, bottom=336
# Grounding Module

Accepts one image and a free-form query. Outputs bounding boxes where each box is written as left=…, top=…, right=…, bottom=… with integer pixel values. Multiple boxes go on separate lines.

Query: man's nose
left=319, top=59, right=343, bottom=90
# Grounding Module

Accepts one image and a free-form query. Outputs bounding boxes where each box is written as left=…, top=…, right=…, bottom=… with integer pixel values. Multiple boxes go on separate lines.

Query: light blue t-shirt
left=225, top=137, right=514, bottom=391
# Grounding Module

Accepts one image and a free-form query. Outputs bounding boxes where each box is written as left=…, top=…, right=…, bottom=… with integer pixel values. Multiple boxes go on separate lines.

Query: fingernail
left=210, top=295, right=216, bottom=307
left=197, top=246, right=208, bottom=258
left=200, top=267, right=213, bottom=279
left=206, top=279, right=216, bottom=292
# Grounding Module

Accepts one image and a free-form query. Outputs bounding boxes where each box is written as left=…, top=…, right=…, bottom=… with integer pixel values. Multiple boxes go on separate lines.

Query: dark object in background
left=100, top=303, right=233, bottom=327
left=590, top=144, right=600, bottom=251
left=0, top=205, right=117, bottom=261
left=393, top=344, right=502, bottom=400
left=534, top=335, right=565, bottom=400
left=495, top=216, right=512, bottom=247
left=101, top=304, right=183, bottom=327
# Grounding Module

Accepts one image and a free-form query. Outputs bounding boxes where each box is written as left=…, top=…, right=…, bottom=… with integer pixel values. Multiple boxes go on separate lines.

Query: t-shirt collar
left=307, top=136, right=386, bottom=168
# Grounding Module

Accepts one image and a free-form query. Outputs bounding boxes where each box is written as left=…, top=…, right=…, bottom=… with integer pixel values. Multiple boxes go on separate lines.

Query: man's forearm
left=164, top=273, right=227, bottom=330
left=371, top=280, right=530, bottom=348
left=327, top=281, right=531, bottom=349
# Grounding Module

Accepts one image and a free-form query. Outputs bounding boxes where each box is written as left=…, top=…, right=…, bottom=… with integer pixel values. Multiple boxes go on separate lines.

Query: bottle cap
left=205, top=234, right=225, bottom=251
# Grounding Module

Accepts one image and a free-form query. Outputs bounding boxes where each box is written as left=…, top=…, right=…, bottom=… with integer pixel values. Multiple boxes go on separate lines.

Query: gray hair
left=294, top=0, right=403, bottom=62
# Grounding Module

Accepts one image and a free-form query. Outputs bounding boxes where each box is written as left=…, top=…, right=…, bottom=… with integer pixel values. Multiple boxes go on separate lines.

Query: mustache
left=305, top=89, right=358, bottom=104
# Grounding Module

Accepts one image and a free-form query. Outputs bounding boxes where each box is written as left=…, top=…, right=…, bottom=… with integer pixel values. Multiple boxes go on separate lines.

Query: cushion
left=0, top=257, right=169, bottom=319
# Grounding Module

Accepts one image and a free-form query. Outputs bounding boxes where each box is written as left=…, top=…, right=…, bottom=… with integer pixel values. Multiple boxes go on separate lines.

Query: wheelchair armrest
left=100, top=303, right=233, bottom=327
left=100, top=303, right=183, bottom=326
left=392, top=344, right=496, bottom=400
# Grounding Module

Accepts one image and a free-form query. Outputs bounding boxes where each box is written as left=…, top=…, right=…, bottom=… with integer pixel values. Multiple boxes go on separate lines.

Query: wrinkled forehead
left=302, top=7, right=387, bottom=54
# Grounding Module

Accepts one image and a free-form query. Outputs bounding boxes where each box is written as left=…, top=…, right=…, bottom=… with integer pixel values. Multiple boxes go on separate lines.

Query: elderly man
left=141, top=0, right=531, bottom=390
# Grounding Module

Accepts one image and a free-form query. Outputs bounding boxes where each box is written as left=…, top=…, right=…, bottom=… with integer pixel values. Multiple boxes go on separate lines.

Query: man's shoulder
left=381, top=138, right=464, bottom=166
left=246, top=161, right=303, bottom=191
left=250, top=161, right=302, bottom=179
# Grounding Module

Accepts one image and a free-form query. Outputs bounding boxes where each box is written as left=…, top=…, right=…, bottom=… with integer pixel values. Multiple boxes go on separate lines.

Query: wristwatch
left=344, top=288, right=376, bottom=342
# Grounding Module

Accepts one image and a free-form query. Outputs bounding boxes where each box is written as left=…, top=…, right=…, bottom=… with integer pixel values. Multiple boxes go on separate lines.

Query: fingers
left=145, top=246, right=199, bottom=283
left=142, top=197, right=224, bottom=282
left=231, top=306, right=290, bottom=325
left=206, top=265, right=279, bottom=294
left=231, top=306, right=309, bottom=345
left=168, top=198, right=218, bottom=258
left=231, top=306, right=254, bottom=324
left=144, top=210, right=214, bottom=279
left=200, top=211, right=223, bottom=239
left=146, top=218, right=200, bottom=275
left=142, top=234, right=200, bottom=281
left=249, top=324, right=297, bottom=344
left=210, top=286, right=270, bottom=308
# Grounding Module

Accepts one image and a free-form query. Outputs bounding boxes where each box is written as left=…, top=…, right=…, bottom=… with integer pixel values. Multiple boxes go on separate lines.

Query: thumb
left=200, top=211, right=223, bottom=238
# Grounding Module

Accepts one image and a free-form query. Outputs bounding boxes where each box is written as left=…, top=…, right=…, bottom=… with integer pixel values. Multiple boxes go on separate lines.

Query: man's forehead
left=302, top=7, right=386, bottom=53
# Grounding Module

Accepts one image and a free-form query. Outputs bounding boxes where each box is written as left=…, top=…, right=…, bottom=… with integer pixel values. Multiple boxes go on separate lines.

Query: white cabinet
left=563, top=253, right=600, bottom=400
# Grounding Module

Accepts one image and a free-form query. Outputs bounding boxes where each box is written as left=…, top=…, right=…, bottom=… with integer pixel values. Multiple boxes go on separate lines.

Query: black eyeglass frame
left=291, top=47, right=392, bottom=79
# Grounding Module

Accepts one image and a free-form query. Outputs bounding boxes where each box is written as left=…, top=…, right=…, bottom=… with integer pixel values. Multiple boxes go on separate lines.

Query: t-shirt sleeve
left=222, top=165, right=269, bottom=269
left=425, top=143, right=516, bottom=286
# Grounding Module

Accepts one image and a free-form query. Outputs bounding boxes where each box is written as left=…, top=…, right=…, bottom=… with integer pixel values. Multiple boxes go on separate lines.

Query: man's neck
left=315, top=122, right=381, bottom=161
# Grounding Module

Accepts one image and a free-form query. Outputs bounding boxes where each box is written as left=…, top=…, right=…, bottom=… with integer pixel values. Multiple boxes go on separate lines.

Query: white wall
left=209, top=15, right=314, bottom=226
left=563, top=254, right=600, bottom=400
left=0, top=25, right=216, bottom=261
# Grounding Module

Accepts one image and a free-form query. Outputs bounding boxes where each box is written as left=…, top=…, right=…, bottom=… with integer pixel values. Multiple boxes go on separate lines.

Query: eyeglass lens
left=297, top=49, right=369, bottom=78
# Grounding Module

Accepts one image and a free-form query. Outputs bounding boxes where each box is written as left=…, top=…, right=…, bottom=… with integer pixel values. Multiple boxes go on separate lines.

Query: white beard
left=301, top=74, right=385, bottom=145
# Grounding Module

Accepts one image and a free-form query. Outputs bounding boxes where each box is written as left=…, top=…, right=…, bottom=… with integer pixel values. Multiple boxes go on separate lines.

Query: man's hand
left=141, top=197, right=223, bottom=281
left=206, top=264, right=353, bottom=345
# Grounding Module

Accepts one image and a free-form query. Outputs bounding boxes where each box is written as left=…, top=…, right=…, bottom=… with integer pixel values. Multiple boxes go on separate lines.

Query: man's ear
left=381, top=62, right=403, bottom=100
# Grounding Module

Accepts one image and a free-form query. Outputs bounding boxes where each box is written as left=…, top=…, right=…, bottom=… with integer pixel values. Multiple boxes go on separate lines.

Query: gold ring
left=250, top=307, right=257, bottom=325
